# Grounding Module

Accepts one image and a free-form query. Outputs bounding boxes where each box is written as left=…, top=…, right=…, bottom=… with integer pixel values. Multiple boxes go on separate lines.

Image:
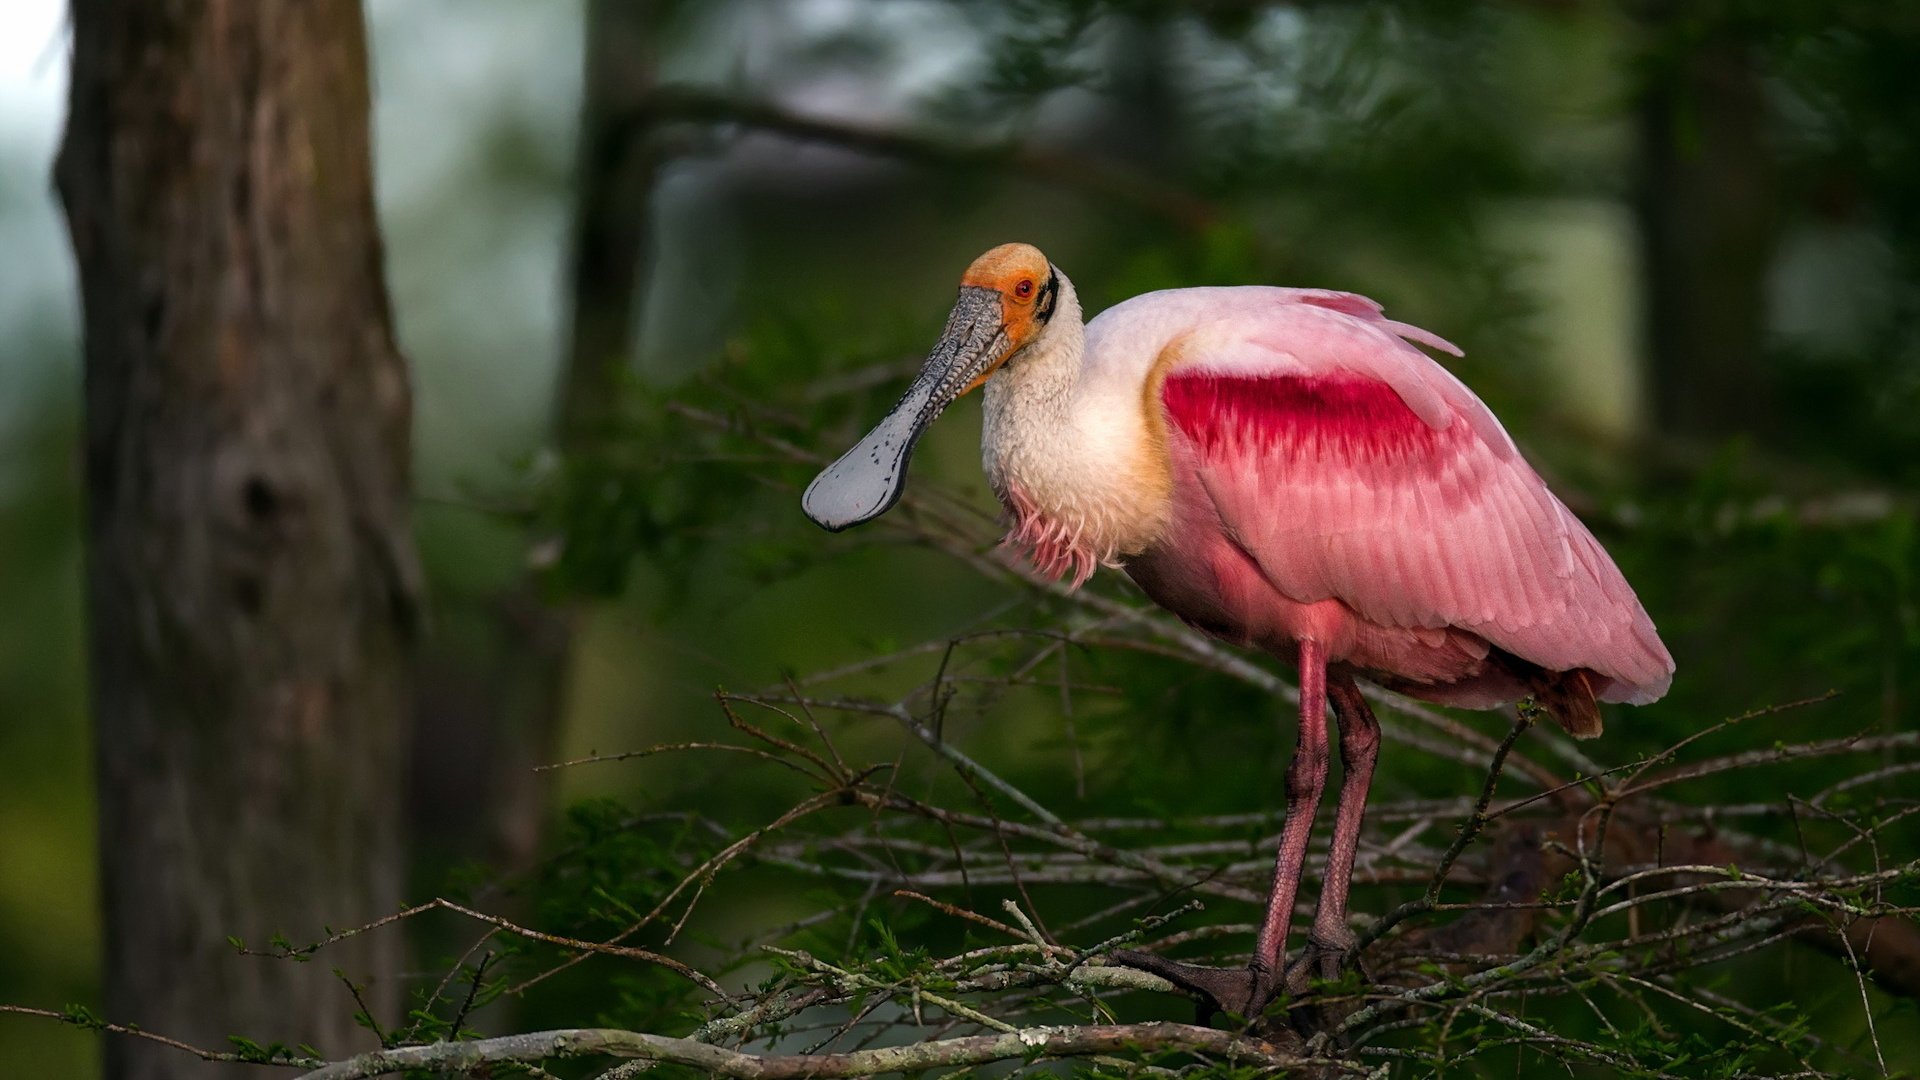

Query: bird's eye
left=1014, top=279, right=1035, bottom=299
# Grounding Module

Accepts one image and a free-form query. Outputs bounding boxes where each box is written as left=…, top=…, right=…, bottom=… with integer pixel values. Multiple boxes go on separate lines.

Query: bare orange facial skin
left=957, top=242, right=1052, bottom=393
left=962, top=242, right=1050, bottom=343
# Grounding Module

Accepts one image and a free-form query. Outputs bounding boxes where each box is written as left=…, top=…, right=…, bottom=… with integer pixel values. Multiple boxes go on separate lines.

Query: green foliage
left=480, top=42, right=1920, bottom=1044
left=222, top=1036, right=307, bottom=1066
left=6, top=0, right=1920, bottom=1077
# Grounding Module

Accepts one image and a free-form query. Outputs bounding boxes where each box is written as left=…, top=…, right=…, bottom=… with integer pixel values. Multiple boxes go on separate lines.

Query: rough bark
left=57, top=3, right=419, bottom=1077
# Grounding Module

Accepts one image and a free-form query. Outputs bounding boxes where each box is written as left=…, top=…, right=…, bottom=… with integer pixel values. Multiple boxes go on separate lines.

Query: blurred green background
left=4, top=1, right=1919, bottom=1075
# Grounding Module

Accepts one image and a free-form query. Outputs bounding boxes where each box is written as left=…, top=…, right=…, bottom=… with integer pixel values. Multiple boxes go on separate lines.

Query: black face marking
left=1035, top=267, right=1059, bottom=324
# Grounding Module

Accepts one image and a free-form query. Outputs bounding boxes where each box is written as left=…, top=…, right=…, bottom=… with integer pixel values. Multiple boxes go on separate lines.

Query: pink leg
left=1110, top=638, right=1333, bottom=1019
left=1291, top=671, right=1381, bottom=988
left=1249, top=637, right=1331, bottom=985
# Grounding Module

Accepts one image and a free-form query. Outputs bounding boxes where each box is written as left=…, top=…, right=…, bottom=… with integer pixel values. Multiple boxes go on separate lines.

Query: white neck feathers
left=980, top=272, right=1172, bottom=584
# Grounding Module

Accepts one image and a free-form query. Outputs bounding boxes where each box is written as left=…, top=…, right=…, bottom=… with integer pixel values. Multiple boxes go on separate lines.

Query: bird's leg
left=1110, top=639, right=1332, bottom=1022
left=1252, top=640, right=1331, bottom=985
left=1286, top=672, right=1380, bottom=997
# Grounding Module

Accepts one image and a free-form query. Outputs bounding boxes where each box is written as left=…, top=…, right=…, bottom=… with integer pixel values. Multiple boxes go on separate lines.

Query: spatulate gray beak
left=802, top=286, right=1008, bottom=531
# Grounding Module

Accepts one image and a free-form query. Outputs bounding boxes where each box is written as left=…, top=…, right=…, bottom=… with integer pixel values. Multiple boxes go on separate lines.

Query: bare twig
left=0, top=1005, right=319, bottom=1069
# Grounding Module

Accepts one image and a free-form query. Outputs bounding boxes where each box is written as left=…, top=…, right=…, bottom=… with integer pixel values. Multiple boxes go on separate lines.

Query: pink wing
left=1158, top=295, right=1673, bottom=704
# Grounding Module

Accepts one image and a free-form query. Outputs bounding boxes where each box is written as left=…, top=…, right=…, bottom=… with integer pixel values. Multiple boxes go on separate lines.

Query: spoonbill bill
left=801, top=242, right=1673, bottom=1018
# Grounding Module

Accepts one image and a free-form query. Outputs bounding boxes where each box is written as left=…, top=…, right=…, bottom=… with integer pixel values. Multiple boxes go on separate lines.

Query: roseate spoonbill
left=801, top=243, right=1673, bottom=1018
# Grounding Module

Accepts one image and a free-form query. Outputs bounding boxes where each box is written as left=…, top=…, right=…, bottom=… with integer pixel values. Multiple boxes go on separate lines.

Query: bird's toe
left=1282, top=930, right=1360, bottom=997
left=1107, top=949, right=1273, bottom=1022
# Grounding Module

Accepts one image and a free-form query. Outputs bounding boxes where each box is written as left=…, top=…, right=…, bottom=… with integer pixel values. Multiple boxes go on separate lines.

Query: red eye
left=1014, top=279, right=1035, bottom=299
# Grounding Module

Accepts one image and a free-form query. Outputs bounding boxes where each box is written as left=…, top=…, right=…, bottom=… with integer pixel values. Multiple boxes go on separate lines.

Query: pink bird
left=803, top=242, right=1673, bottom=1019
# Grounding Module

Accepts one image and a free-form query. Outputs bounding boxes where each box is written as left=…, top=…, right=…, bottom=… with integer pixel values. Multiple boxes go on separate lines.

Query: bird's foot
left=1281, top=930, right=1365, bottom=1042
left=1109, top=930, right=1367, bottom=1033
left=1281, top=928, right=1358, bottom=997
left=1107, top=949, right=1276, bottom=1025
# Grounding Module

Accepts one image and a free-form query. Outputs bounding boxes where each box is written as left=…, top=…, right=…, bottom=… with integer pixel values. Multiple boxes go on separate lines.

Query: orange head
left=954, top=243, right=1060, bottom=392
left=960, top=242, right=1055, bottom=354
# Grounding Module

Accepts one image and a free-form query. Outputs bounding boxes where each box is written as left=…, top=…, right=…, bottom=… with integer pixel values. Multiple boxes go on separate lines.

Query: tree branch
left=297, top=1021, right=1331, bottom=1080
left=641, top=85, right=1218, bottom=231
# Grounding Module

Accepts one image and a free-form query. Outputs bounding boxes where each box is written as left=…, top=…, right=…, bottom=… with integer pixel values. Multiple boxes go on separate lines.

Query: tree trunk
left=560, top=0, right=660, bottom=448
left=410, top=0, right=662, bottom=876
left=1633, top=17, right=1778, bottom=440
left=57, top=4, right=419, bottom=1078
